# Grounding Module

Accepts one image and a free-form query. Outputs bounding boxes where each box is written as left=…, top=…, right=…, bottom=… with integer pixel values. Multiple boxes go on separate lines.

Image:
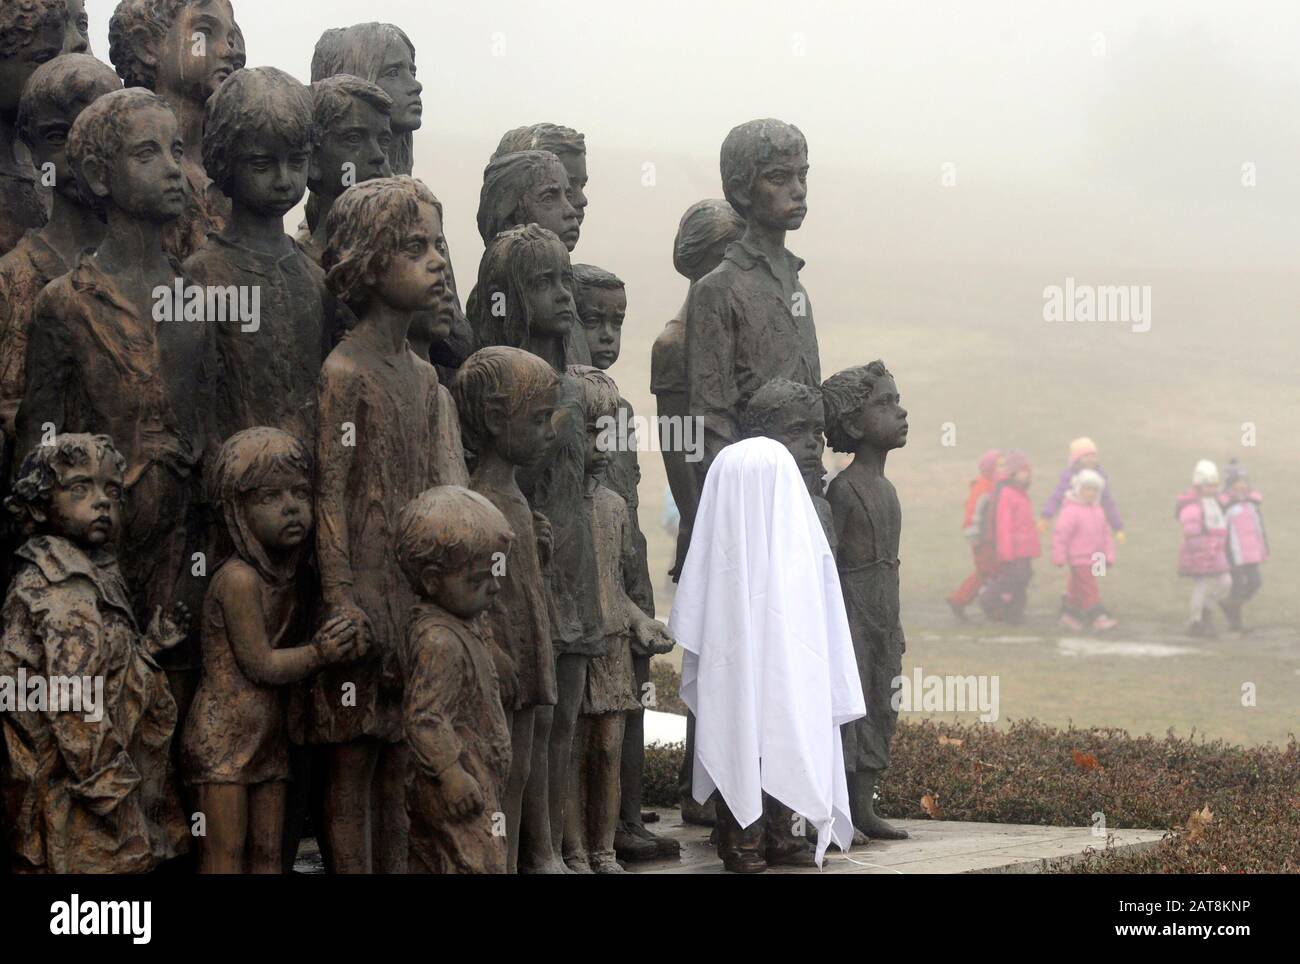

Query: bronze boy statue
left=297, top=74, right=392, bottom=265
left=395, top=485, right=515, bottom=874
left=1, top=434, right=190, bottom=872
left=744, top=377, right=833, bottom=550
left=822, top=361, right=910, bottom=840
left=184, top=66, right=345, bottom=446
left=685, top=119, right=819, bottom=472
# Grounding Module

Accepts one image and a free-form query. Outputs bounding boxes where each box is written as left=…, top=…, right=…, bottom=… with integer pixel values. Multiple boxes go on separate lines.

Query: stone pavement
left=625, top=809, right=1165, bottom=874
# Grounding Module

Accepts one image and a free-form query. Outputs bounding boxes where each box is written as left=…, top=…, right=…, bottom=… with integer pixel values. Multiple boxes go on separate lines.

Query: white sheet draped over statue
left=668, top=437, right=866, bottom=866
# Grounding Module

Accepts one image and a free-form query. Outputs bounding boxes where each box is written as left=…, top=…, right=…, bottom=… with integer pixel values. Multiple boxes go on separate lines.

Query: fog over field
left=84, top=0, right=1300, bottom=743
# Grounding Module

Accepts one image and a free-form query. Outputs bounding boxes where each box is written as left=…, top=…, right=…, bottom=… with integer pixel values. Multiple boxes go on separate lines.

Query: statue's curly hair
left=821, top=360, right=894, bottom=454
left=5, top=434, right=126, bottom=538
left=0, top=0, right=65, bottom=60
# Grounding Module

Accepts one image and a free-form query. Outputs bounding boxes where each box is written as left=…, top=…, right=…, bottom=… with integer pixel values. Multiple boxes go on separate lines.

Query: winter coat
left=1051, top=495, right=1115, bottom=568
left=994, top=483, right=1041, bottom=562
left=1220, top=491, right=1268, bottom=566
left=1041, top=462, right=1123, bottom=531
left=1175, top=489, right=1228, bottom=576
left=961, top=476, right=996, bottom=544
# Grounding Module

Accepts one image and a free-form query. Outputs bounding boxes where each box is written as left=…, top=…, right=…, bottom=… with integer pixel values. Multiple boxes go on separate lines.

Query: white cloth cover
left=669, top=437, right=866, bottom=865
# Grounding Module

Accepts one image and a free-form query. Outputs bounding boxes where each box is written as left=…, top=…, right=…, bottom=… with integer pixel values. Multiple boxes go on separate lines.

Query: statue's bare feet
left=519, top=855, right=568, bottom=874
left=851, top=827, right=869, bottom=847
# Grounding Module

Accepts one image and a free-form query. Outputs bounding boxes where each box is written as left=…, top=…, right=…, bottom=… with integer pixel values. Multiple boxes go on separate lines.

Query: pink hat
left=1069, top=437, right=1097, bottom=463
left=977, top=449, right=1001, bottom=480
left=1003, top=449, right=1030, bottom=477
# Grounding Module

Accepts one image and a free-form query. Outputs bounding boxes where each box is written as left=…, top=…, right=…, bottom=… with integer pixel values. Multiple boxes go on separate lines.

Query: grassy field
left=620, top=255, right=1299, bottom=749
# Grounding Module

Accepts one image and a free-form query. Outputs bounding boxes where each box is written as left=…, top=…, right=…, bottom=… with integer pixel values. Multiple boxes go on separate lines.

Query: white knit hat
left=1072, top=468, right=1105, bottom=495
left=1192, top=459, right=1219, bottom=486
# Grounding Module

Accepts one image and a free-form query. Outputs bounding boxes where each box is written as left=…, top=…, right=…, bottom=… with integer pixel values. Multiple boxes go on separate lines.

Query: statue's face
left=557, top=150, right=587, bottom=225
left=429, top=553, right=500, bottom=618
left=497, top=382, right=559, bottom=468
left=746, top=148, right=808, bottom=231
left=312, top=98, right=392, bottom=196
left=766, top=398, right=826, bottom=483
left=243, top=471, right=313, bottom=550
left=578, top=285, right=625, bottom=370
left=0, top=15, right=63, bottom=115
left=584, top=416, right=611, bottom=480
left=375, top=38, right=422, bottom=133
left=374, top=200, right=449, bottom=315
left=856, top=375, right=909, bottom=452
left=45, top=451, right=124, bottom=548
left=63, top=0, right=90, bottom=53
left=102, top=105, right=188, bottom=223
left=23, top=92, right=99, bottom=202
left=522, top=240, right=576, bottom=338
left=155, top=0, right=245, bottom=106
left=520, top=158, right=580, bottom=251
left=229, top=126, right=309, bottom=217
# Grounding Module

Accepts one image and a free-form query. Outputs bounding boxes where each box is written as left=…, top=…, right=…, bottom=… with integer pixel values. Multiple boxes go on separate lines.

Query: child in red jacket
left=979, top=450, right=1039, bottom=624
left=1050, top=469, right=1118, bottom=633
left=946, top=449, right=1002, bottom=620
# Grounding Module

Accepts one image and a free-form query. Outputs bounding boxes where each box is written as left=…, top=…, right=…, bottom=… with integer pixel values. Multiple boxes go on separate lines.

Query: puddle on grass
left=1058, top=637, right=1201, bottom=658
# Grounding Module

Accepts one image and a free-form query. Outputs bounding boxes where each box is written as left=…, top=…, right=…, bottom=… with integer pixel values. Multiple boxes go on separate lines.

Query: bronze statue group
left=0, top=1, right=907, bottom=875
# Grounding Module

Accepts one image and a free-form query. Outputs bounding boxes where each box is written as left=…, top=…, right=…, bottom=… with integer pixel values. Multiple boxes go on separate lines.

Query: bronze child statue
left=652, top=198, right=745, bottom=579
left=395, top=485, right=515, bottom=875
left=469, top=223, right=601, bottom=861
left=182, top=428, right=359, bottom=873
left=685, top=119, right=819, bottom=472
left=476, top=150, right=581, bottom=253
left=310, top=22, right=421, bottom=177
left=744, top=377, right=833, bottom=549
left=183, top=66, right=345, bottom=446
left=1, top=433, right=190, bottom=872
left=107, top=0, right=247, bottom=260
left=451, top=346, right=564, bottom=874
left=298, top=74, right=393, bottom=265
left=564, top=365, right=674, bottom=874
left=310, top=175, right=469, bottom=873
left=494, top=124, right=588, bottom=235
left=571, top=263, right=677, bottom=861
left=822, top=361, right=910, bottom=840
left=0, top=0, right=66, bottom=256
left=17, top=86, right=208, bottom=720
left=0, top=53, right=120, bottom=443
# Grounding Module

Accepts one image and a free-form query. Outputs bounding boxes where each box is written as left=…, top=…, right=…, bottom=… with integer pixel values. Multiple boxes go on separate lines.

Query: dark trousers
left=980, top=558, right=1032, bottom=622
left=1228, top=563, right=1262, bottom=606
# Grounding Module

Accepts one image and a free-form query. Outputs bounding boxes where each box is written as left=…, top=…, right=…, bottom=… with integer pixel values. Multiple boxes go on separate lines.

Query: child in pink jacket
left=978, top=450, right=1039, bottom=624
left=1050, top=469, right=1118, bottom=632
left=1218, top=459, right=1267, bottom=632
left=1175, top=460, right=1230, bottom=637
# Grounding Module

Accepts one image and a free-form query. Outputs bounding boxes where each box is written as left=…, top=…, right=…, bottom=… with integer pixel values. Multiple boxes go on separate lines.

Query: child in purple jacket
left=1175, top=460, right=1230, bottom=637
left=1039, top=438, right=1125, bottom=544
left=1218, top=459, right=1267, bottom=633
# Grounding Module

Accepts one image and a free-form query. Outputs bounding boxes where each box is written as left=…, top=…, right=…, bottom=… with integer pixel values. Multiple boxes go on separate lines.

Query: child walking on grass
left=946, top=449, right=1002, bottom=620
left=979, top=450, right=1039, bottom=624
left=1050, top=469, right=1118, bottom=633
left=1218, top=459, right=1267, bottom=633
left=1175, top=460, right=1230, bottom=638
